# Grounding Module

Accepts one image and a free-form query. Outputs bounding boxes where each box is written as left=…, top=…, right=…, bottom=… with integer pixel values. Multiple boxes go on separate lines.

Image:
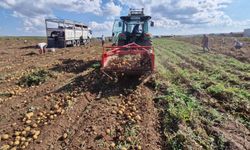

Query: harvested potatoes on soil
left=105, top=54, right=151, bottom=70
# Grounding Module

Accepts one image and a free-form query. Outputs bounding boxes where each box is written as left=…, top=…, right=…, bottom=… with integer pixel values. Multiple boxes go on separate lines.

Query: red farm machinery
left=101, top=8, right=155, bottom=75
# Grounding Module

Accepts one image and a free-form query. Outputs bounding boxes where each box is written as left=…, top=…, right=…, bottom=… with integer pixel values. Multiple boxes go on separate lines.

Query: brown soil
left=175, top=36, right=250, bottom=63
left=0, top=38, right=162, bottom=150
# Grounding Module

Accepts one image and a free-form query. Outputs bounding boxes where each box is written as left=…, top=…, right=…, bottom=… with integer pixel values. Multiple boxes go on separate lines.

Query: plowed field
left=0, top=37, right=249, bottom=150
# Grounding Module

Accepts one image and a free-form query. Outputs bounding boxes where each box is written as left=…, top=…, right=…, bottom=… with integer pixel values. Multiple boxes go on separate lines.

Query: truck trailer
left=45, top=19, right=92, bottom=48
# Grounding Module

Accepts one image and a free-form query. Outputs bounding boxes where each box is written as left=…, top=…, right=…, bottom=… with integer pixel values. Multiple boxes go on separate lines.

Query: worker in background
left=201, top=34, right=210, bottom=52
left=234, top=39, right=243, bottom=49
left=37, top=42, right=47, bottom=54
left=101, top=35, right=105, bottom=46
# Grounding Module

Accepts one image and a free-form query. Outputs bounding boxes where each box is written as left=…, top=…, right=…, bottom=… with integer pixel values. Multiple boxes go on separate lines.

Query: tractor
left=101, top=8, right=155, bottom=75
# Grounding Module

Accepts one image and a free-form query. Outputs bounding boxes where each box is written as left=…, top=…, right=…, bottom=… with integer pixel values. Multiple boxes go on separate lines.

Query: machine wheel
left=73, top=40, right=77, bottom=47
left=76, top=40, right=80, bottom=47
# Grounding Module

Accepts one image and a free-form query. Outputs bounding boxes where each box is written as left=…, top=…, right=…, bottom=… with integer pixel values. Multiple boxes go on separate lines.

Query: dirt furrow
left=28, top=92, right=94, bottom=150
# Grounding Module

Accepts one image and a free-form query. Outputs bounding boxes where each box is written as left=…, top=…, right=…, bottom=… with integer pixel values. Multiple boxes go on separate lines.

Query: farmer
left=132, top=24, right=140, bottom=34
left=37, top=42, right=47, bottom=54
left=201, top=34, right=210, bottom=52
left=101, top=35, right=105, bottom=46
left=234, top=39, right=243, bottom=49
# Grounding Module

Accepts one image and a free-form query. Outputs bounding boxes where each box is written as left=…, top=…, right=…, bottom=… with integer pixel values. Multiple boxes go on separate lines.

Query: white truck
left=45, top=19, right=92, bottom=48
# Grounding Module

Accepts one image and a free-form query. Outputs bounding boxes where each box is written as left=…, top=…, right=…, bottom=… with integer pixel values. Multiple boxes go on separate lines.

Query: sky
left=0, top=0, right=250, bottom=37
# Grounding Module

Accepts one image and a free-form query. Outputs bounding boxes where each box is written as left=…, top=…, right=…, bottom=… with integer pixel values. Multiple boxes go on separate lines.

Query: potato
left=32, top=123, right=38, bottom=128
left=106, top=129, right=111, bottom=134
left=2, top=134, right=9, bottom=140
left=135, top=115, right=141, bottom=121
left=35, top=130, right=40, bottom=136
left=37, top=113, right=42, bottom=117
left=27, top=138, right=32, bottom=142
left=60, top=109, right=65, bottom=115
left=24, top=141, right=29, bottom=147
left=15, top=131, right=21, bottom=136
left=121, top=147, right=127, bottom=150
left=118, top=110, right=123, bottom=115
left=25, top=126, right=31, bottom=132
left=63, top=133, right=68, bottom=139
left=0, top=145, right=10, bottom=150
left=25, top=120, right=32, bottom=124
left=137, top=145, right=142, bottom=150
left=21, top=131, right=27, bottom=136
left=33, top=134, right=38, bottom=140
left=54, top=104, right=59, bottom=109
left=15, top=136, right=21, bottom=140
left=56, top=108, right=62, bottom=114
left=25, top=112, right=34, bottom=119
left=10, top=147, right=17, bottom=150
left=49, top=110, right=54, bottom=115
left=14, top=140, right=20, bottom=146
left=49, top=115, right=54, bottom=120
left=21, top=137, right=26, bottom=142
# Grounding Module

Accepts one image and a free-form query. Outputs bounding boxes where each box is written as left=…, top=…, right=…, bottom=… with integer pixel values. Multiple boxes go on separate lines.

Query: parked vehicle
left=45, top=19, right=92, bottom=48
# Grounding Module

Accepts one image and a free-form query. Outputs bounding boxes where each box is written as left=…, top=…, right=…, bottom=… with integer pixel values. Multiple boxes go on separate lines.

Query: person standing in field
left=101, top=35, right=105, bottom=47
left=37, top=42, right=47, bottom=54
left=234, top=39, right=243, bottom=49
left=201, top=34, right=210, bottom=52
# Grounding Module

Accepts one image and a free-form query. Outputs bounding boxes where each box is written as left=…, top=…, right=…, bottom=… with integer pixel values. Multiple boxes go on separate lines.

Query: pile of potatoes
left=0, top=102, right=66, bottom=150
left=107, top=99, right=143, bottom=150
left=106, top=54, right=151, bottom=70
left=116, top=100, right=142, bottom=124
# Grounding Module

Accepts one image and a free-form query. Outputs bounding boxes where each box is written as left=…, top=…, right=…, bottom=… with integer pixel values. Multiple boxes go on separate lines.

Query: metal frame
left=45, top=18, right=88, bottom=28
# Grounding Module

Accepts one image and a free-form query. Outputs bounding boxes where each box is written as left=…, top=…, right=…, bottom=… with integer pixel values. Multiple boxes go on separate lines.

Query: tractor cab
left=101, top=8, right=155, bottom=75
left=112, top=8, right=154, bottom=46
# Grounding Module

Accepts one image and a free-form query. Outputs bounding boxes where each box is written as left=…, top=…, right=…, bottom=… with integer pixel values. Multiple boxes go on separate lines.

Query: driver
left=132, top=24, right=140, bottom=34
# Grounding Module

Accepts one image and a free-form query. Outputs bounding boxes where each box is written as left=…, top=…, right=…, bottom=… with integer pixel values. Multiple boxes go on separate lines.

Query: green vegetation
left=18, top=69, right=53, bottom=87
left=153, top=38, right=250, bottom=149
left=0, top=92, right=13, bottom=98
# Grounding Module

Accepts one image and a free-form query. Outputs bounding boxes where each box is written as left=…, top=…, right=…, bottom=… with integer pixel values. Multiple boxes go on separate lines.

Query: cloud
left=0, top=0, right=249, bottom=36
left=0, top=0, right=102, bottom=33
left=102, top=1, right=122, bottom=17
left=89, top=21, right=113, bottom=31
left=118, top=0, right=235, bottom=28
